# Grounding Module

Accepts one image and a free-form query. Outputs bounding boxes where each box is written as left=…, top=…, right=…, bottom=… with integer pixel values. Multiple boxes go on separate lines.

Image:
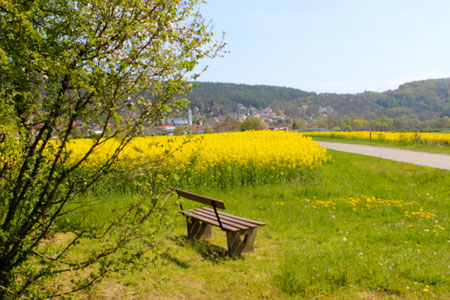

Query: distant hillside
left=186, top=78, right=450, bottom=121
left=187, top=82, right=314, bottom=116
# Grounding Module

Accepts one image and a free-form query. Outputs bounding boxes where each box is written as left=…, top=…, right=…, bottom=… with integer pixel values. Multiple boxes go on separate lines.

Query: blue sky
left=196, top=0, right=450, bottom=94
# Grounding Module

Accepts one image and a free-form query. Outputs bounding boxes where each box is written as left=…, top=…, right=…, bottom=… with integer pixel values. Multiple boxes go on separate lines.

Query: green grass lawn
left=309, top=136, right=450, bottom=155
left=71, top=150, right=449, bottom=299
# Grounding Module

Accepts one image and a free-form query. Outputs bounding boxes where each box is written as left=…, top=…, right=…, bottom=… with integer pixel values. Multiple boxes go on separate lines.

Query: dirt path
left=318, top=141, right=450, bottom=170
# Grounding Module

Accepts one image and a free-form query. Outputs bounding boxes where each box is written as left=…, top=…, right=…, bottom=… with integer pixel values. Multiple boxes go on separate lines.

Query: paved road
left=318, top=141, right=450, bottom=170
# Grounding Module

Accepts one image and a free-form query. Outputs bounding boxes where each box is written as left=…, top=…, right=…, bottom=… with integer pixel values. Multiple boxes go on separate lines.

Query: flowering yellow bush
left=64, top=131, right=328, bottom=188
left=304, top=131, right=450, bottom=145
left=0, top=139, right=22, bottom=169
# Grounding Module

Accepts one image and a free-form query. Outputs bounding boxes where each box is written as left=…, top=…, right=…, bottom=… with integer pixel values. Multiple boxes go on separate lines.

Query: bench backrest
left=173, top=188, right=226, bottom=210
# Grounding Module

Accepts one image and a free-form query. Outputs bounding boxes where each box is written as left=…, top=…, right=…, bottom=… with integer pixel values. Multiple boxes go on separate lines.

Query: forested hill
left=187, top=82, right=314, bottom=116
left=186, top=78, right=450, bottom=121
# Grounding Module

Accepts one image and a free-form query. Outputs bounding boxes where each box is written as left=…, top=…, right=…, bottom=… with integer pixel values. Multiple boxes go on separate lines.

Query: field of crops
left=66, top=131, right=328, bottom=188
left=304, top=131, right=450, bottom=145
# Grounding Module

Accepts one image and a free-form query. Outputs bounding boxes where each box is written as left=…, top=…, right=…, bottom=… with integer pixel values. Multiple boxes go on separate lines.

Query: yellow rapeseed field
left=64, top=131, right=329, bottom=187
left=305, top=131, right=450, bottom=144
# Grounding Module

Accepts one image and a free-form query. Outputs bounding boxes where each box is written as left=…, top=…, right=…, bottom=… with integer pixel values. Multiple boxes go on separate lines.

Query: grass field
left=68, top=150, right=450, bottom=299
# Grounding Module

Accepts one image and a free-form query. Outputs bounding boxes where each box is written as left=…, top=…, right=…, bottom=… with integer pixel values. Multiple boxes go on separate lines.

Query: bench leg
left=226, top=228, right=258, bottom=257
left=186, top=216, right=212, bottom=239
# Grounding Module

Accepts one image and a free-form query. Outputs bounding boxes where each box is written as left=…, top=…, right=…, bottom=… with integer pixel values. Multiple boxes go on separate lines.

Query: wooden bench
left=174, top=188, right=265, bottom=257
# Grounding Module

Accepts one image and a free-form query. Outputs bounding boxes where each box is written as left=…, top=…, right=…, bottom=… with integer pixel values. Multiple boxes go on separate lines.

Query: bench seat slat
left=201, top=207, right=266, bottom=226
left=182, top=209, right=242, bottom=232
left=196, top=207, right=265, bottom=228
left=187, top=208, right=253, bottom=230
left=196, top=208, right=257, bottom=228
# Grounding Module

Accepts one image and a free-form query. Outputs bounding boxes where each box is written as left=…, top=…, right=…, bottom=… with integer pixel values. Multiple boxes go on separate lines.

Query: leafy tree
left=292, top=121, right=306, bottom=130
left=203, top=127, right=213, bottom=134
left=353, top=119, right=366, bottom=131
left=173, top=125, right=185, bottom=136
left=212, top=118, right=241, bottom=132
left=241, top=117, right=269, bottom=131
left=0, top=0, right=223, bottom=297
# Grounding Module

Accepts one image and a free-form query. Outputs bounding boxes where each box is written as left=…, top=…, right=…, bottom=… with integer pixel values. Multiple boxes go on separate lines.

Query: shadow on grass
left=170, top=235, right=235, bottom=263
left=160, top=252, right=190, bottom=269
